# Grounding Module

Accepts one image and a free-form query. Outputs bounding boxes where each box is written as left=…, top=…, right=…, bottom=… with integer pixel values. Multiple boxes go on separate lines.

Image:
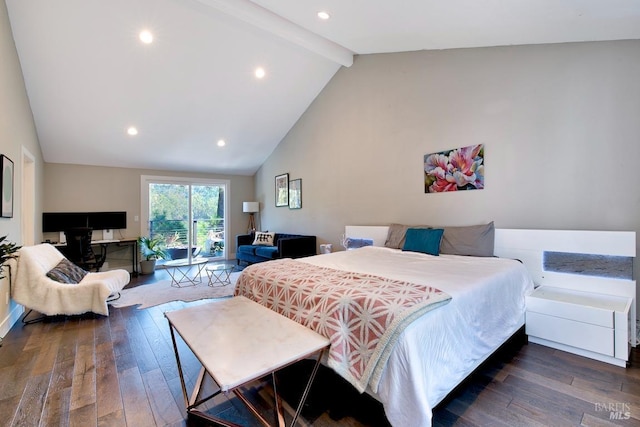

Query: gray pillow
left=439, top=222, right=495, bottom=257
left=385, top=224, right=410, bottom=249
left=385, top=224, right=431, bottom=249
left=46, top=258, right=88, bottom=284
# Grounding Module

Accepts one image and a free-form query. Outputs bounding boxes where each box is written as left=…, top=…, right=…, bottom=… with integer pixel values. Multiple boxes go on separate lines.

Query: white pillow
left=252, top=232, right=275, bottom=246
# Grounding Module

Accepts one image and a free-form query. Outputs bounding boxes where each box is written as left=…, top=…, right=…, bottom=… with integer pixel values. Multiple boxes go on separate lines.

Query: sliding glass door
left=141, top=176, right=228, bottom=261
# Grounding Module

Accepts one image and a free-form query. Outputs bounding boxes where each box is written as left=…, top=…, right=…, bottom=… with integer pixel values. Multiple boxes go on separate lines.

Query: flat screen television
left=43, top=211, right=127, bottom=232
left=42, top=212, right=88, bottom=232
left=88, top=211, right=127, bottom=230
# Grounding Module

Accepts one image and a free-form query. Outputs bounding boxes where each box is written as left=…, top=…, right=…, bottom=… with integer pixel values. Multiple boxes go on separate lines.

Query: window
left=141, top=176, right=229, bottom=260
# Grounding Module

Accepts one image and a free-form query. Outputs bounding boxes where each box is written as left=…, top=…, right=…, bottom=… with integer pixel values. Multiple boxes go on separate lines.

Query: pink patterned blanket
left=234, top=259, right=452, bottom=392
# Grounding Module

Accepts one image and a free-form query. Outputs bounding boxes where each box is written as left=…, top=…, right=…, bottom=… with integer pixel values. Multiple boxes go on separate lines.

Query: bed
left=235, top=224, right=535, bottom=426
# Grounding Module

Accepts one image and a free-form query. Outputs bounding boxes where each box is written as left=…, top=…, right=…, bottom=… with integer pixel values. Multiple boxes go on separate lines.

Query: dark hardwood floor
left=1, top=269, right=639, bottom=426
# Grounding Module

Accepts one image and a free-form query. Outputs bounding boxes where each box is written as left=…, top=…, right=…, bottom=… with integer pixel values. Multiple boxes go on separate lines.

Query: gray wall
left=0, top=0, right=45, bottom=335
left=255, top=40, right=640, bottom=279
left=43, top=163, right=255, bottom=266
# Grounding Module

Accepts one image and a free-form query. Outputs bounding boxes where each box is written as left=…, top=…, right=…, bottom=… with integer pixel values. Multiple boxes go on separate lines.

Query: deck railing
left=149, top=219, right=224, bottom=258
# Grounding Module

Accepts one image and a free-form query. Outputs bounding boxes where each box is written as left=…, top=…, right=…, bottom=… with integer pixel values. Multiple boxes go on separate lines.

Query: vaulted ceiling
left=6, top=0, right=640, bottom=175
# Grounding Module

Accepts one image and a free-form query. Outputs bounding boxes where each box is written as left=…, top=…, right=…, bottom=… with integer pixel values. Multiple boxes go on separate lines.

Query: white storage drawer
left=526, top=289, right=614, bottom=328
left=526, top=311, right=614, bottom=356
left=525, top=286, right=632, bottom=366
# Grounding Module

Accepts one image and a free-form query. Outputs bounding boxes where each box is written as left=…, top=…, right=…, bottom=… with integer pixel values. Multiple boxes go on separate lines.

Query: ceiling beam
left=192, top=0, right=354, bottom=67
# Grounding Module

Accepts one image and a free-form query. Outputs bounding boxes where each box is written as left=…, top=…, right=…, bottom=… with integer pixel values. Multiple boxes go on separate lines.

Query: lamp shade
left=243, top=202, right=259, bottom=213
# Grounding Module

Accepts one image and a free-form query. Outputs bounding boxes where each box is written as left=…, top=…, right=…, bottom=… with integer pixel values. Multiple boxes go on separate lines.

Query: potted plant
left=213, top=241, right=224, bottom=257
left=138, top=236, right=167, bottom=274
left=164, top=231, right=200, bottom=260
left=0, top=235, right=21, bottom=280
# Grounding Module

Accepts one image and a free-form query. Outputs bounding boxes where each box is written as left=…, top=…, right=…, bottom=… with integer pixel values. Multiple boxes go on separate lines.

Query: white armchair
left=12, top=243, right=129, bottom=320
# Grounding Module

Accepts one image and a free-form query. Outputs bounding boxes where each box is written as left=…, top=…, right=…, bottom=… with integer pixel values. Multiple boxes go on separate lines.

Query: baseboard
left=100, top=260, right=132, bottom=273
left=0, top=303, right=24, bottom=338
left=528, top=336, right=628, bottom=367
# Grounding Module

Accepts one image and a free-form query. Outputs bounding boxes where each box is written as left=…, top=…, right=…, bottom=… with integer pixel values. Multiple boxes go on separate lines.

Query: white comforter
left=299, top=246, right=534, bottom=427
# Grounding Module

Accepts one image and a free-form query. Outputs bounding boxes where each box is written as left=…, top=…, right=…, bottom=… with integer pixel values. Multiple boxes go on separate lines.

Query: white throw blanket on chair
left=12, top=243, right=129, bottom=316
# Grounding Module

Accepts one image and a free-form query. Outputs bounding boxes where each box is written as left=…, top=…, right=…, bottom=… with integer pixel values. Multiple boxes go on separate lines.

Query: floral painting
left=424, top=144, right=484, bottom=193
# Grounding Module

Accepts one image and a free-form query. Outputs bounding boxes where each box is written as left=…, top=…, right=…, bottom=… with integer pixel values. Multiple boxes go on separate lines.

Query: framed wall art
left=289, top=179, right=301, bottom=209
left=275, top=173, right=289, bottom=207
left=1, top=155, right=14, bottom=218
left=424, top=144, right=484, bottom=193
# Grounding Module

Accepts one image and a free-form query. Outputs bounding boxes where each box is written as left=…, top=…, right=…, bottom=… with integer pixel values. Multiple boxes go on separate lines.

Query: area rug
left=110, top=272, right=240, bottom=309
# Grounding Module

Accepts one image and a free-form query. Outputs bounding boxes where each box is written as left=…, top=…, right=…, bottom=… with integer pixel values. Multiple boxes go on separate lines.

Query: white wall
left=255, top=40, right=640, bottom=289
left=0, top=0, right=45, bottom=336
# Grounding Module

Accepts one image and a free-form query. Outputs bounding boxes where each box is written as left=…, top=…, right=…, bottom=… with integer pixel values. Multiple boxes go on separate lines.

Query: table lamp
left=243, top=202, right=259, bottom=234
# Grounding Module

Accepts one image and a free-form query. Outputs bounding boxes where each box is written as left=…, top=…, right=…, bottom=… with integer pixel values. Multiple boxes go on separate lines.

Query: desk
left=165, top=297, right=329, bottom=427
left=159, top=257, right=208, bottom=287
left=54, top=238, right=138, bottom=276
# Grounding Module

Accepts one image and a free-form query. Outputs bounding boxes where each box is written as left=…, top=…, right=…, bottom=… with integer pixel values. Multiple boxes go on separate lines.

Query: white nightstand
left=495, top=229, right=637, bottom=368
left=526, top=285, right=632, bottom=367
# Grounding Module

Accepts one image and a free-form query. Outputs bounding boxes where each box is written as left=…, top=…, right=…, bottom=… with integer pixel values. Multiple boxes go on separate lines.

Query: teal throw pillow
left=402, top=228, right=444, bottom=256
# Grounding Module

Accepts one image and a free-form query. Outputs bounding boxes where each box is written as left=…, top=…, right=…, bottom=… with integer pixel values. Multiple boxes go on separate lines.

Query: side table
left=159, top=257, right=208, bottom=287
left=526, top=285, right=632, bottom=367
left=206, top=264, right=236, bottom=287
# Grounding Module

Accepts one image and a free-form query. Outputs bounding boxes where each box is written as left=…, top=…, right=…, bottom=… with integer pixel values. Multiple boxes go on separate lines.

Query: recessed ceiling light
left=217, top=139, right=226, bottom=147
left=139, top=30, right=153, bottom=44
left=254, top=67, right=266, bottom=79
left=127, top=127, right=138, bottom=136
left=317, top=11, right=330, bottom=20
